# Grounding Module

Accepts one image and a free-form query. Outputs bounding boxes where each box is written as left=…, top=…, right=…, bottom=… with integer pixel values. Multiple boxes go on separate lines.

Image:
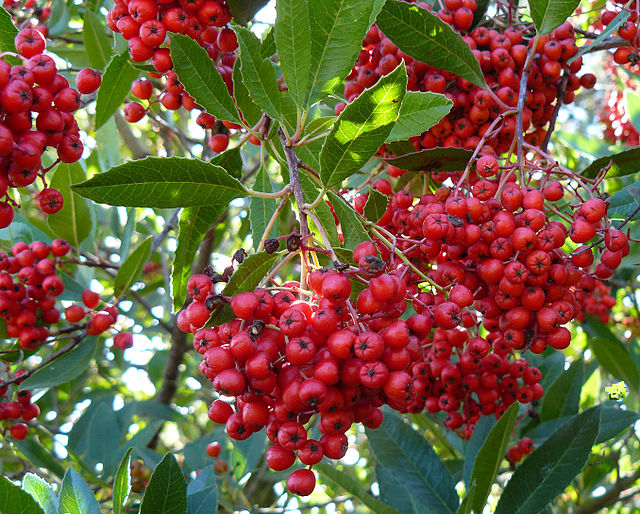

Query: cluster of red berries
left=106, top=0, right=239, bottom=153
left=595, top=4, right=640, bottom=66
left=598, top=61, right=639, bottom=145
left=343, top=10, right=595, bottom=161
left=506, top=436, right=534, bottom=464
left=0, top=28, right=96, bottom=225
left=0, top=239, right=125, bottom=348
left=205, top=440, right=228, bottom=472
left=0, top=369, right=39, bottom=441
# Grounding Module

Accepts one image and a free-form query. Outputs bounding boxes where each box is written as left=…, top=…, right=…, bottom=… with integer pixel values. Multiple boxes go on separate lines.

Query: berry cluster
left=596, top=4, right=639, bottom=67
left=0, top=239, right=124, bottom=348
left=506, top=436, right=534, bottom=464
left=106, top=0, right=239, bottom=153
left=598, top=61, right=639, bottom=145
left=343, top=10, right=595, bottom=162
left=205, top=440, right=228, bottom=473
left=0, top=369, right=39, bottom=440
left=0, top=28, right=93, bottom=225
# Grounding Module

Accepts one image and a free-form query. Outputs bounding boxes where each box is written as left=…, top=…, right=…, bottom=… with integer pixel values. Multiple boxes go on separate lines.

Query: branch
left=541, top=71, right=569, bottom=153
left=575, top=466, right=640, bottom=514
left=114, top=112, right=150, bottom=159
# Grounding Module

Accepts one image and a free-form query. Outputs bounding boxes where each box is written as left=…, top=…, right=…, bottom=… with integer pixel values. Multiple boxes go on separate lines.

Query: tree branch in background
left=114, top=112, right=150, bottom=159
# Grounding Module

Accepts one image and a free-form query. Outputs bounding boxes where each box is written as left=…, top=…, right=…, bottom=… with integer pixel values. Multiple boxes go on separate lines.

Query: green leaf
left=83, top=9, right=113, bottom=69
left=211, top=146, right=244, bottom=178
left=462, top=415, right=495, bottom=485
left=320, top=62, right=407, bottom=188
left=306, top=0, right=384, bottom=102
left=209, top=252, right=281, bottom=325
left=385, top=146, right=474, bottom=172
left=235, top=26, right=282, bottom=121
left=95, top=53, right=140, bottom=129
left=304, top=116, right=336, bottom=139
left=20, top=337, right=98, bottom=390
left=231, top=431, right=267, bottom=480
left=327, top=191, right=372, bottom=250
left=114, top=236, right=152, bottom=298
left=387, top=91, right=453, bottom=142
left=366, top=411, right=459, bottom=513
left=569, top=8, right=629, bottom=64
left=72, top=157, right=247, bottom=208
left=84, top=403, right=122, bottom=471
left=13, top=439, right=65, bottom=478
left=469, top=403, right=519, bottom=513
left=169, top=33, right=241, bottom=124
left=596, top=406, right=639, bottom=443
left=363, top=187, right=389, bottom=223
left=187, top=465, right=218, bottom=514
left=377, top=0, right=486, bottom=88
left=0, top=475, right=44, bottom=514
left=171, top=206, right=225, bottom=312
left=113, top=448, right=133, bottom=514
left=541, top=357, right=584, bottom=421
left=232, top=61, right=262, bottom=127
left=227, top=0, right=269, bottom=25
left=528, top=0, right=581, bottom=35
left=299, top=172, right=341, bottom=248
left=495, top=407, right=600, bottom=514
left=22, top=474, right=58, bottom=514
left=607, top=180, right=640, bottom=220
left=140, top=454, right=187, bottom=514
left=260, top=27, right=276, bottom=58
left=275, top=0, right=311, bottom=106
left=585, top=320, right=640, bottom=392
left=47, top=162, right=92, bottom=248
left=581, top=146, right=640, bottom=179
left=315, top=462, right=400, bottom=514
left=59, top=468, right=101, bottom=514
left=375, top=464, right=424, bottom=513
left=250, top=165, right=278, bottom=250
left=0, top=7, right=18, bottom=53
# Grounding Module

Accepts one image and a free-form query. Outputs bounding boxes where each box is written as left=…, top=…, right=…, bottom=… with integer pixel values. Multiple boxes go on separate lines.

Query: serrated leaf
left=187, top=465, right=217, bottom=514
left=607, top=180, right=640, bottom=220
left=366, top=411, right=459, bottom=513
left=227, top=0, right=269, bottom=25
left=232, top=61, right=262, bottom=127
left=114, top=236, right=152, bottom=298
left=316, top=462, right=399, bottom=514
left=250, top=165, right=277, bottom=250
left=569, top=8, right=630, bottom=64
left=235, top=26, right=282, bottom=121
left=0, top=475, right=44, bottom=514
left=363, top=187, right=389, bottom=222
left=83, top=9, right=113, bottom=69
left=170, top=33, right=241, bottom=124
left=59, top=468, right=101, bottom=514
left=299, top=172, right=341, bottom=248
left=585, top=319, right=640, bottom=392
left=387, top=91, right=452, bottom=142
left=306, top=0, right=384, bottom=102
left=495, top=408, right=600, bottom=513
left=140, top=454, right=187, bottom=514
left=261, top=27, right=276, bottom=58
left=22, top=474, right=58, bottom=514
left=13, top=439, right=65, bottom=478
left=47, top=162, right=92, bottom=248
left=385, top=147, right=473, bottom=172
left=327, top=191, right=371, bottom=250
left=95, top=53, right=140, bottom=129
left=209, top=252, right=281, bottom=326
left=20, top=337, right=98, bottom=390
left=275, top=0, right=311, bottom=105
left=377, top=0, right=486, bottom=88
left=580, top=146, right=640, bottom=179
left=171, top=206, right=225, bottom=312
left=320, top=63, right=407, bottom=188
left=72, top=157, right=247, bottom=208
left=541, top=357, right=584, bottom=420
left=469, top=403, right=519, bottom=513
left=113, top=448, right=133, bottom=514
left=528, top=0, right=580, bottom=35
left=0, top=7, right=18, bottom=54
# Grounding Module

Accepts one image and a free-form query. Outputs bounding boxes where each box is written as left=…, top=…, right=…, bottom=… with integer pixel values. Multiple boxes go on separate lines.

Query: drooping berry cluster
left=0, top=369, right=39, bottom=441
left=0, top=28, right=93, bottom=225
left=344, top=10, right=595, bottom=162
left=106, top=0, right=239, bottom=153
left=595, top=3, right=639, bottom=67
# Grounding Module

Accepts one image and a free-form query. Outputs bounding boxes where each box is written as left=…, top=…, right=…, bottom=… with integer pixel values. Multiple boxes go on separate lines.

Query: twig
left=541, top=71, right=569, bottom=153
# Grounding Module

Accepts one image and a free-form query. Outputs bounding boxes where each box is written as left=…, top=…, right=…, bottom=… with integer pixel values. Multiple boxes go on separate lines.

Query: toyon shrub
left=0, top=0, right=638, bottom=512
